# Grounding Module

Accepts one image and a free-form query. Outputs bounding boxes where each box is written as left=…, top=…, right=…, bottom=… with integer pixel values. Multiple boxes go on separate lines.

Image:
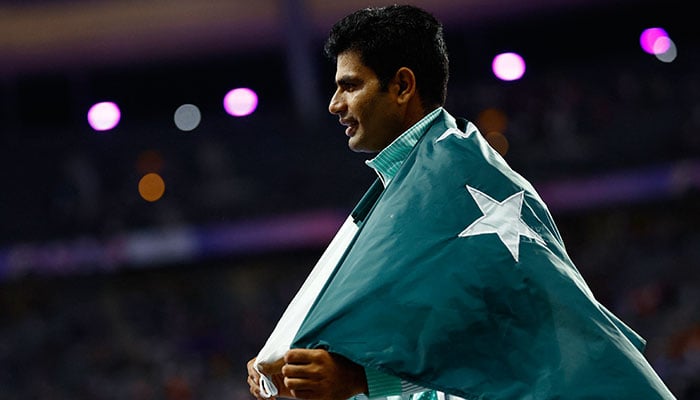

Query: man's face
left=328, top=51, right=403, bottom=153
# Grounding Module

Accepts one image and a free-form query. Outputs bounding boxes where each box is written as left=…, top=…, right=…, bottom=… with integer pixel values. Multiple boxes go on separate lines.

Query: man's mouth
left=345, top=124, right=358, bottom=137
left=340, top=119, right=358, bottom=137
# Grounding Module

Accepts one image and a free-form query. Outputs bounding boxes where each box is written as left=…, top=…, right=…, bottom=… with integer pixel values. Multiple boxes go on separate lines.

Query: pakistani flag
left=257, top=110, right=675, bottom=399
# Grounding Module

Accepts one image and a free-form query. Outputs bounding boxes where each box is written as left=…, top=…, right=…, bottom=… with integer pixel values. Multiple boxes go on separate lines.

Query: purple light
left=640, top=27, right=669, bottom=55
left=87, top=102, right=121, bottom=131
left=492, top=52, right=526, bottom=82
left=223, top=88, right=258, bottom=117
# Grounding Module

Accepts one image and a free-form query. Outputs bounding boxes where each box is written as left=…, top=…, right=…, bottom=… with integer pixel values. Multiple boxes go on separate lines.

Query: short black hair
left=324, top=4, right=449, bottom=108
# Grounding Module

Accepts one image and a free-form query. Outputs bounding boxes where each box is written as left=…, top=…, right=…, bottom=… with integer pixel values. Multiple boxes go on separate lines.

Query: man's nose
left=328, top=91, right=344, bottom=115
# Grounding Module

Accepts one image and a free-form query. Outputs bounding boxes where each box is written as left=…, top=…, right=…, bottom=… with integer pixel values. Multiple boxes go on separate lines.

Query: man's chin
left=348, top=136, right=380, bottom=154
left=348, top=141, right=375, bottom=154
left=347, top=138, right=363, bottom=153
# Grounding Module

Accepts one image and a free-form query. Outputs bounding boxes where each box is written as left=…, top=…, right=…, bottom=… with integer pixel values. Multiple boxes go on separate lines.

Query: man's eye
left=337, top=81, right=359, bottom=92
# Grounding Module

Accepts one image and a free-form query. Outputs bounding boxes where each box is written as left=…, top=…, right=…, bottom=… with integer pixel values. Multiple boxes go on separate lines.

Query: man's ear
left=394, top=67, right=416, bottom=104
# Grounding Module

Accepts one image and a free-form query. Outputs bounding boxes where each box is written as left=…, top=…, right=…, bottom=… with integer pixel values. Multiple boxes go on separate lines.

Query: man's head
left=325, top=5, right=449, bottom=153
left=325, top=5, right=449, bottom=109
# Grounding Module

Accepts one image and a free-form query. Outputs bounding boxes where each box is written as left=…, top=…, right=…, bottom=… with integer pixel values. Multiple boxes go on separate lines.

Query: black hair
left=324, top=4, right=449, bottom=108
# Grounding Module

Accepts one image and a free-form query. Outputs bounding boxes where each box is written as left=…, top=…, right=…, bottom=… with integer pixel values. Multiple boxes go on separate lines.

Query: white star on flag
left=459, top=186, right=545, bottom=262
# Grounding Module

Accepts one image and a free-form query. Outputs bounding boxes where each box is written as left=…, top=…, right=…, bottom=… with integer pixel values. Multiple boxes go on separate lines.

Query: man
left=247, top=5, right=675, bottom=400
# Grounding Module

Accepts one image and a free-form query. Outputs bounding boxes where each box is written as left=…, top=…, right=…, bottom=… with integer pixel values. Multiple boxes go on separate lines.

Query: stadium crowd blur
left=1, top=2, right=698, bottom=399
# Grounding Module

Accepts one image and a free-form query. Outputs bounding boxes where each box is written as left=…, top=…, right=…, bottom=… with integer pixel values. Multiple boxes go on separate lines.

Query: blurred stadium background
left=0, top=0, right=698, bottom=398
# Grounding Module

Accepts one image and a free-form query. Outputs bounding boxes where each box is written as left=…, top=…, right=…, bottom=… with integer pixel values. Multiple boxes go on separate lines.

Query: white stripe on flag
left=255, top=216, right=359, bottom=397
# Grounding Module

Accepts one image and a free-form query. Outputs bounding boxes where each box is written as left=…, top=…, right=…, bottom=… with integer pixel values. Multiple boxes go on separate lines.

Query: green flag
left=291, top=110, right=675, bottom=399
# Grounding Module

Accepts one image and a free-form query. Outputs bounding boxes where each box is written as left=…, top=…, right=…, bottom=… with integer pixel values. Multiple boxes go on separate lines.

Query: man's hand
left=281, top=349, right=368, bottom=400
left=246, top=357, right=292, bottom=399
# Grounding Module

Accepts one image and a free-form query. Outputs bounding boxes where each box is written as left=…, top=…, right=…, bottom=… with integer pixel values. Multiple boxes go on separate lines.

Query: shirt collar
left=366, top=107, right=443, bottom=187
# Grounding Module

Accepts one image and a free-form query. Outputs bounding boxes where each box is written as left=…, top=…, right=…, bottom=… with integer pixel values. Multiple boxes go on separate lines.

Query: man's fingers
left=284, top=348, right=309, bottom=363
left=259, top=358, right=285, bottom=374
left=289, top=389, right=317, bottom=400
left=285, top=377, right=319, bottom=397
left=281, top=362, right=323, bottom=380
left=284, top=348, right=325, bottom=364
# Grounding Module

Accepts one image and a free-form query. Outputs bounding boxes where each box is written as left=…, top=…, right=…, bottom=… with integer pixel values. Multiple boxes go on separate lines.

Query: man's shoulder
left=424, top=108, right=473, bottom=135
left=421, top=109, right=479, bottom=146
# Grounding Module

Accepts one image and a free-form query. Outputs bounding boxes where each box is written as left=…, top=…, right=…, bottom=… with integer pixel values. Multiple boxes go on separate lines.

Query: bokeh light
left=639, top=27, right=669, bottom=55
left=87, top=101, right=121, bottom=131
left=136, top=150, right=165, bottom=174
left=483, top=131, right=510, bottom=156
left=174, top=103, right=201, bottom=131
left=477, top=108, right=510, bottom=156
left=138, top=173, right=165, bottom=202
left=492, top=52, right=526, bottom=82
left=477, top=108, right=508, bottom=134
left=655, top=37, right=677, bottom=63
left=223, top=88, right=258, bottom=117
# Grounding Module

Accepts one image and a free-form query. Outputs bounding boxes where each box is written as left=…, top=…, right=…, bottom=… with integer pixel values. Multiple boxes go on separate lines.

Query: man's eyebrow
left=336, top=75, right=360, bottom=86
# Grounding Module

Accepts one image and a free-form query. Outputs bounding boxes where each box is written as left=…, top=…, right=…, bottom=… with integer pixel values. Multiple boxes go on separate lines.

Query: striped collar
left=366, top=107, right=443, bottom=187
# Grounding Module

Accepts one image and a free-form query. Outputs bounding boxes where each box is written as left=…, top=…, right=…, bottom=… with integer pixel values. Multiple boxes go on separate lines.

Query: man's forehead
left=335, top=51, right=373, bottom=79
left=336, top=51, right=362, bottom=68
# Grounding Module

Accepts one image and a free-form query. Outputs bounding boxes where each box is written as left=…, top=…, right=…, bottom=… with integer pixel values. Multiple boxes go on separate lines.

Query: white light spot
left=492, top=52, right=526, bottom=82
left=174, top=104, right=201, bottom=131
left=87, top=102, right=121, bottom=132
left=223, top=88, right=258, bottom=117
